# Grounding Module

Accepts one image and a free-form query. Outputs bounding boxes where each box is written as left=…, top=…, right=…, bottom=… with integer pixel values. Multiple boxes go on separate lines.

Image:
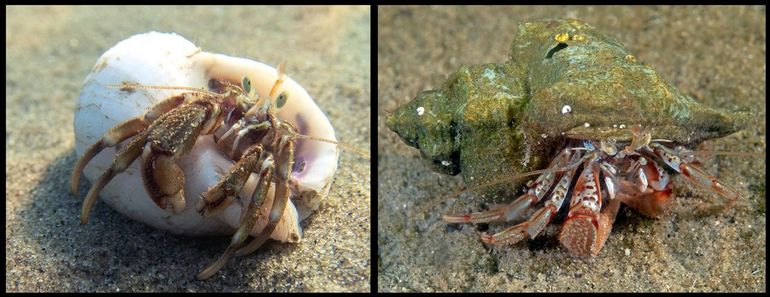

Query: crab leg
left=615, top=159, right=674, bottom=218
left=231, top=122, right=271, bottom=159
left=235, top=135, right=295, bottom=256
left=196, top=145, right=264, bottom=216
left=80, top=131, right=148, bottom=225
left=558, top=159, right=621, bottom=257
left=71, top=95, right=186, bottom=194
left=141, top=101, right=221, bottom=214
left=649, top=143, right=739, bottom=206
left=480, top=152, right=581, bottom=245
left=443, top=149, right=572, bottom=224
left=196, top=150, right=275, bottom=281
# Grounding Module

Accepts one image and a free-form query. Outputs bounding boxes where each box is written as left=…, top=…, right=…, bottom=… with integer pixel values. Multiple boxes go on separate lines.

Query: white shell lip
left=74, top=31, right=339, bottom=239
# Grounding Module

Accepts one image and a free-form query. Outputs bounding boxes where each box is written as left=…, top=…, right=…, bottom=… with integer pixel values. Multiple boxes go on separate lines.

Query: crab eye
left=276, top=91, right=288, bottom=109
left=241, top=76, right=251, bottom=93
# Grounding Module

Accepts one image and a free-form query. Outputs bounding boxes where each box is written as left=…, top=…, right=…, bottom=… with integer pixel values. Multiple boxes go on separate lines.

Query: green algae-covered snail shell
left=386, top=19, right=749, bottom=196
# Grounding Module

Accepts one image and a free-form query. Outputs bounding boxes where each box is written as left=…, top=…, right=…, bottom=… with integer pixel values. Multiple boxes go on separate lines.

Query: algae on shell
left=387, top=19, right=749, bottom=197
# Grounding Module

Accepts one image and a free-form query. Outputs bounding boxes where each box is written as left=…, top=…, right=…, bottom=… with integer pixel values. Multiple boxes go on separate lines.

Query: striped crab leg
left=442, top=149, right=572, bottom=224
left=648, top=143, right=739, bottom=207
left=479, top=151, right=583, bottom=245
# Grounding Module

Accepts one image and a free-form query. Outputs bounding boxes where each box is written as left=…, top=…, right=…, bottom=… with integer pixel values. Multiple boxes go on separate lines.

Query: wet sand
left=6, top=6, right=370, bottom=292
left=378, top=6, right=765, bottom=292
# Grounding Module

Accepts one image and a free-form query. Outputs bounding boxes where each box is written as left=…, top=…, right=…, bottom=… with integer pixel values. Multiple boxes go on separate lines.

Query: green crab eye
left=276, top=91, right=288, bottom=109
left=241, top=76, right=251, bottom=93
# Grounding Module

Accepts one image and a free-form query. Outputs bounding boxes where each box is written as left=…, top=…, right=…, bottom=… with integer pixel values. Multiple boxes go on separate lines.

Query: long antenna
left=106, top=81, right=220, bottom=97
left=291, top=133, right=369, bottom=159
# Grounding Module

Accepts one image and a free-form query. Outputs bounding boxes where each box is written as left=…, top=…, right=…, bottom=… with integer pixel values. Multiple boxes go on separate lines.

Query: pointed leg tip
left=197, top=248, right=234, bottom=281
left=442, top=214, right=468, bottom=223
left=196, top=271, right=213, bottom=281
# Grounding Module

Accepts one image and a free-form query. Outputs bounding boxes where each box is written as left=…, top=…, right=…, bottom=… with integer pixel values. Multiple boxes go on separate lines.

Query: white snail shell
left=74, top=32, right=339, bottom=242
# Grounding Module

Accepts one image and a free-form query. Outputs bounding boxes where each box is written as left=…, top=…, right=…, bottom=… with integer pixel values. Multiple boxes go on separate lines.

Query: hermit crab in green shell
left=72, top=32, right=341, bottom=280
left=387, top=19, right=749, bottom=257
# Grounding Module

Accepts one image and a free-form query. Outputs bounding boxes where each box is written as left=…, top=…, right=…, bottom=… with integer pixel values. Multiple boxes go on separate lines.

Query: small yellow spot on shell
left=571, top=34, right=585, bottom=42
left=625, top=54, right=637, bottom=63
left=554, top=33, right=570, bottom=43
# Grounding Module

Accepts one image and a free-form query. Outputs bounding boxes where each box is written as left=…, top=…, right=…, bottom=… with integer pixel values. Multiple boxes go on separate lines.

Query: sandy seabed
left=378, top=6, right=765, bottom=292
left=6, top=6, right=370, bottom=292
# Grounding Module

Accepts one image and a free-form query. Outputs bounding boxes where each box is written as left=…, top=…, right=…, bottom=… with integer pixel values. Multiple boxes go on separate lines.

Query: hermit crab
left=387, top=19, right=749, bottom=256
left=72, top=32, right=339, bottom=279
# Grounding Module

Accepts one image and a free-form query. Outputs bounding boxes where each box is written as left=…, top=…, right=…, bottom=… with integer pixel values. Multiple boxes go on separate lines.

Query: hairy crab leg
left=71, top=94, right=187, bottom=194
left=442, top=149, right=572, bottom=224
left=196, top=150, right=275, bottom=281
left=140, top=102, right=219, bottom=214
left=649, top=143, right=739, bottom=207
left=80, top=131, right=149, bottom=224
left=480, top=151, right=582, bottom=245
left=235, top=135, right=295, bottom=256
left=195, top=144, right=264, bottom=216
left=558, top=159, right=620, bottom=257
left=231, top=122, right=271, bottom=159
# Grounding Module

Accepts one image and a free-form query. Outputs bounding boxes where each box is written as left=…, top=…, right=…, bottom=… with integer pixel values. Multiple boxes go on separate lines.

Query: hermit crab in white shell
left=72, top=32, right=340, bottom=280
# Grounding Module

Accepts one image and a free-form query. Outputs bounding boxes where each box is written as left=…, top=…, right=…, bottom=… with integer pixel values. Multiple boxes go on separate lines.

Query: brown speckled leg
left=235, top=135, right=295, bottom=256
left=141, top=148, right=186, bottom=214
left=80, top=131, right=148, bottom=225
left=196, top=144, right=264, bottom=216
left=196, top=150, right=275, bottom=281
left=71, top=94, right=186, bottom=194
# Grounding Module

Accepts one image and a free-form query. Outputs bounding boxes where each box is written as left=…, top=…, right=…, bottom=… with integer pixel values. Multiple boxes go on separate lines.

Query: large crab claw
left=558, top=197, right=621, bottom=257
left=558, top=160, right=621, bottom=257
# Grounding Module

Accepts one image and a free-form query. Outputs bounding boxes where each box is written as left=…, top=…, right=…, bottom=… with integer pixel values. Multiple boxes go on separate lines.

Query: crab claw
left=559, top=197, right=621, bottom=257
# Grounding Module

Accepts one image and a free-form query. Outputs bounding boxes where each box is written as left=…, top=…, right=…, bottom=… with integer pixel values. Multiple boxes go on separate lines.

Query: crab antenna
left=290, top=133, right=369, bottom=159
left=268, top=62, right=287, bottom=99
left=106, top=82, right=219, bottom=97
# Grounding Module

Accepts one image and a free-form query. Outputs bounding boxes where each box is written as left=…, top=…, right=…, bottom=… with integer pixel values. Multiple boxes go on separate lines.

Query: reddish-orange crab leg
left=71, top=94, right=187, bottom=194
left=649, top=143, right=739, bottom=206
left=559, top=159, right=620, bottom=257
left=480, top=152, right=582, bottom=245
left=616, top=159, right=674, bottom=218
left=442, top=149, right=572, bottom=224
left=235, top=135, right=295, bottom=256
left=196, top=150, right=275, bottom=281
left=80, top=131, right=149, bottom=225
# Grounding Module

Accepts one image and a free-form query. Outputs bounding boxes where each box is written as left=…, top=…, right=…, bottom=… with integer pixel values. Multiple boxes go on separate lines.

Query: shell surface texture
left=386, top=19, right=749, bottom=256
left=72, top=32, right=340, bottom=280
